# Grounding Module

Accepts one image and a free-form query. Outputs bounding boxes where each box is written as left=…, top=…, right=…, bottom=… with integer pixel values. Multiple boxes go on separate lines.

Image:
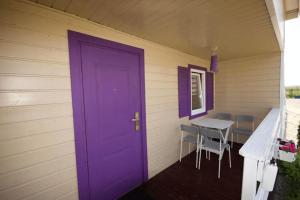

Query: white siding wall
left=0, top=1, right=209, bottom=199
left=214, top=53, right=281, bottom=143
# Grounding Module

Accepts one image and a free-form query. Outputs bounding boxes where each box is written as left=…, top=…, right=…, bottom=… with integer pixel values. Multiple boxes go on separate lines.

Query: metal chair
left=215, top=112, right=234, bottom=148
left=233, top=115, right=254, bottom=143
left=215, top=112, right=232, bottom=120
left=197, top=127, right=231, bottom=178
left=179, top=124, right=200, bottom=168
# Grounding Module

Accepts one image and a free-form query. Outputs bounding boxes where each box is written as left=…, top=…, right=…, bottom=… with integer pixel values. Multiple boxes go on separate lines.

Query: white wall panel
left=214, top=53, right=281, bottom=143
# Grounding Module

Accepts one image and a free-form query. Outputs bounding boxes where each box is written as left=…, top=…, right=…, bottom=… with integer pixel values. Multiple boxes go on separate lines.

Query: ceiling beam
left=265, top=0, right=285, bottom=51
left=284, top=0, right=299, bottom=20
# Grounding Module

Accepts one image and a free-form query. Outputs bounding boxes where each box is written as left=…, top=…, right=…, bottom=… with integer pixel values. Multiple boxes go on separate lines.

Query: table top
left=192, top=118, right=234, bottom=130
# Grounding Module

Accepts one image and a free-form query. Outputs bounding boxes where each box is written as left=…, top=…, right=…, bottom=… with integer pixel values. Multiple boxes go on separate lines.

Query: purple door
left=68, top=31, right=147, bottom=200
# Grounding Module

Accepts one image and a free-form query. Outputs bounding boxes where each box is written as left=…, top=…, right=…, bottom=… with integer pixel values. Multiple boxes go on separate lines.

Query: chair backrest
left=180, top=124, right=199, bottom=136
left=199, top=127, right=224, bottom=142
left=236, top=115, right=255, bottom=130
left=215, top=112, right=232, bottom=120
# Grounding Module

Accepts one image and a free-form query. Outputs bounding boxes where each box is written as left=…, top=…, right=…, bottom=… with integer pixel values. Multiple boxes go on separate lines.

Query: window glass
left=191, top=73, right=203, bottom=110
left=191, top=69, right=206, bottom=115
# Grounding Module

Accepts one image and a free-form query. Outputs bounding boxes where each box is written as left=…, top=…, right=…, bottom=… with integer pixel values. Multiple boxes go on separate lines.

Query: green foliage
left=280, top=155, right=300, bottom=200
left=286, top=87, right=300, bottom=98
left=278, top=123, right=300, bottom=199
left=298, top=123, right=300, bottom=147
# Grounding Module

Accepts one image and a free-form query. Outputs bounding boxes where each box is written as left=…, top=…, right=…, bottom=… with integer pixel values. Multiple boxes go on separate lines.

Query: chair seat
left=233, top=128, right=252, bottom=136
left=202, top=140, right=229, bottom=154
left=183, top=135, right=197, bottom=144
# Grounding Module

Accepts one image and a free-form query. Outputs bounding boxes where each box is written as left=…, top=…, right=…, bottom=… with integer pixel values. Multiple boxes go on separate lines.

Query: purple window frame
left=178, top=66, right=189, bottom=118
left=206, top=71, right=214, bottom=111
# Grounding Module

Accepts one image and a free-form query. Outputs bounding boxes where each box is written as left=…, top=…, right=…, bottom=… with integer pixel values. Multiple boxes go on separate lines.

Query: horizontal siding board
left=145, top=64, right=177, bottom=75
left=0, top=167, right=76, bottom=200
left=146, top=103, right=178, bottom=114
left=146, top=81, right=177, bottom=89
left=0, top=141, right=75, bottom=174
left=0, top=40, right=68, bottom=63
left=0, top=24, right=67, bottom=50
left=145, top=72, right=177, bottom=82
left=22, top=177, right=77, bottom=200
left=146, top=88, right=177, bottom=97
left=215, top=86, right=279, bottom=91
left=0, top=75, right=71, bottom=91
left=0, top=91, right=71, bottom=107
left=0, top=7, right=68, bottom=37
left=57, top=191, right=78, bottom=200
left=147, top=110, right=178, bottom=123
left=0, top=116, right=73, bottom=141
left=0, top=104, right=73, bottom=124
left=0, top=129, right=74, bottom=157
left=146, top=97, right=177, bottom=106
left=0, top=154, right=76, bottom=191
left=217, top=73, right=280, bottom=81
left=216, top=91, right=280, bottom=98
left=0, top=58, right=69, bottom=76
left=147, top=118, right=180, bottom=130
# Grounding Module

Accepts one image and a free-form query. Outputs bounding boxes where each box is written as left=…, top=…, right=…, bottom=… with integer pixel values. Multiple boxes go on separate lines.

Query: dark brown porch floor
left=120, top=143, right=243, bottom=200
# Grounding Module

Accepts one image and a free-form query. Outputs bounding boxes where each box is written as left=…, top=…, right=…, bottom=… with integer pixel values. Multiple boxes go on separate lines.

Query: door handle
left=131, top=112, right=140, bottom=131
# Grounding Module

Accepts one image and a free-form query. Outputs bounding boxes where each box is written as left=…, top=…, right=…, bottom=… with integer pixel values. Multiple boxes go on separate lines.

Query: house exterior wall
left=0, top=1, right=209, bottom=199
left=0, top=0, right=282, bottom=199
left=214, top=53, right=281, bottom=143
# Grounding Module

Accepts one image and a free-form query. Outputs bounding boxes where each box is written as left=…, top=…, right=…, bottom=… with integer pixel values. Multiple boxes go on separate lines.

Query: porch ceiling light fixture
left=210, top=46, right=218, bottom=73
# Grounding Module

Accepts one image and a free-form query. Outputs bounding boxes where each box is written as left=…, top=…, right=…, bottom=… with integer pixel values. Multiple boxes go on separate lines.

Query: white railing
left=239, top=108, right=282, bottom=200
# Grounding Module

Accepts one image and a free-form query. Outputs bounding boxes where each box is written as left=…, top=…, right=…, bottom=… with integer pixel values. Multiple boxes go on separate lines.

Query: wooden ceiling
left=29, top=0, right=280, bottom=60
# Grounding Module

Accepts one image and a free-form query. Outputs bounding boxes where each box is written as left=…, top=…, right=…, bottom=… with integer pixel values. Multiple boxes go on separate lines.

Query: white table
left=192, top=118, right=234, bottom=145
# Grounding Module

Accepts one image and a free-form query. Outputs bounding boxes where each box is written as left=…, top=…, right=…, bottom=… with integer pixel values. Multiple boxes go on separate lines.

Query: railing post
left=239, top=108, right=281, bottom=200
left=241, top=157, right=258, bottom=200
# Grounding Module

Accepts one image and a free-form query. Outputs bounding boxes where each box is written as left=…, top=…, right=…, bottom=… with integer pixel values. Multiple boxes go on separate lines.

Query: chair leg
left=228, top=147, right=232, bottom=168
left=198, top=149, right=202, bottom=170
left=208, top=152, right=211, bottom=160
left=206, top=150, right=208, bottom=159
left=231, top=132, right=234, bottom=148
left=188, top=143, right=191, bottom=154
left=196, top=135, right=200, bottom=168
left=196, top=145, right=199, bottom=168
left=218, top=158, right=221, bottom=179
left=179, top=137, right=183, bottom=162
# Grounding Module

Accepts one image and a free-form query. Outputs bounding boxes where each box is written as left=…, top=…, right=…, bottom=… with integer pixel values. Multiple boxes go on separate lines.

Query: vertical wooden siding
left=214, top=53, right=281, bottom=143
left=0, top=0, right=209, bottom=199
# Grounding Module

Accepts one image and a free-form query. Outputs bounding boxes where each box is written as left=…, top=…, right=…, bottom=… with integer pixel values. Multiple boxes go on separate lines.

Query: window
left=178, top=65, right=214, bottom=119
left=191, top=68, right=206, bottom=115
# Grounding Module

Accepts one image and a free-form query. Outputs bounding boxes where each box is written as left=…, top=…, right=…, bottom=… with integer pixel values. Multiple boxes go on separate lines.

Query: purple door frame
left=67, top=30, right=148, bottom=200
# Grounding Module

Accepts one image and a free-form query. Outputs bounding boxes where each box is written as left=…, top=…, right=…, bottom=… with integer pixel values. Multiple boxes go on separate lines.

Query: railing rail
left=239, top=108, right=282, bottom=200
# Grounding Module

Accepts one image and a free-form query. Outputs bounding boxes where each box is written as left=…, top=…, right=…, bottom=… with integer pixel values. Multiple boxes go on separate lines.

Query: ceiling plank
left=77, top=0, right=106, bottom=19
left=66, top=0, right=90, bottom=16
left=31, top=0, right=280, bottom=60
left=37, top=0, right=54, bottom=7
left=52, top=0, right=72, bottom=11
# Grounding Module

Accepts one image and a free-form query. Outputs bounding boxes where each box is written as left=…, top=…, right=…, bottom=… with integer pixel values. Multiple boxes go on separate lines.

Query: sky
left=284, top=17, right=300, bottom=87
